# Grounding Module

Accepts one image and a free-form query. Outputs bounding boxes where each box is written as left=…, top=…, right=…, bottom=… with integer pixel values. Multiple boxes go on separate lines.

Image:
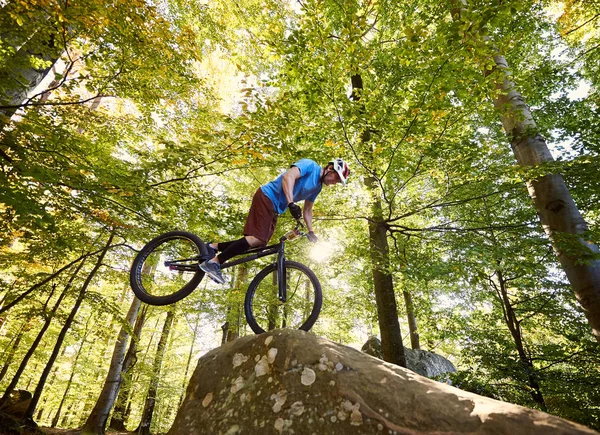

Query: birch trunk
left=108, top=304, right=148, bottom=431
left=137, top=309, right=175, bottom=435
left=80, top=296, right=143, bottom=434
left=451, top=1, right=600, bottom=342
left=490, top=55, right=600, bottom=341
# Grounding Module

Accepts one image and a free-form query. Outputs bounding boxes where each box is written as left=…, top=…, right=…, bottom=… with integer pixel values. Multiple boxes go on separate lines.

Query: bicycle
left=129, top=221, right=322, bottom=334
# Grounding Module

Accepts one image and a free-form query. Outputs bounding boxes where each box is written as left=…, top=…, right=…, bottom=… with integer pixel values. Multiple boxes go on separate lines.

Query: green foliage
left=1, top=0, right=600, bottom=432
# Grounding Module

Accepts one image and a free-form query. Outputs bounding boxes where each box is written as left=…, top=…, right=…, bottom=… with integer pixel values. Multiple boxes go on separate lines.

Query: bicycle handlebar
left=280, top=219, right=308, bottom=242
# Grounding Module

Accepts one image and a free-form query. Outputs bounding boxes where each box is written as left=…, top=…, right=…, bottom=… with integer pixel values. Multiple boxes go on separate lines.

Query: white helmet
left=329, top=158, right=350, bottom=186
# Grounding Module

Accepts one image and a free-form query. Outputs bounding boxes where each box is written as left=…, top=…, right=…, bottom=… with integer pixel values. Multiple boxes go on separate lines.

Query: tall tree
left=0, top=259, right=85, bottom=408
left=136, top=309, right=175, bottom=435
left=108, top=304, right=148, bottom=431
left=24, top=230, right=115, bottom=424
left=51, top=313, right=94, bottom=427
left=450, top=0, right=600, bottom=342
left=81, top=296, right=143, bottom=434
left=351, top=73, right=406, bottom=367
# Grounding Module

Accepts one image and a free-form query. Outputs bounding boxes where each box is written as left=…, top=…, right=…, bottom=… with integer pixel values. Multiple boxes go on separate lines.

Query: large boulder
left=361, top=336, right=456, bottom=379
left=169, top=329, right=597, bottom=435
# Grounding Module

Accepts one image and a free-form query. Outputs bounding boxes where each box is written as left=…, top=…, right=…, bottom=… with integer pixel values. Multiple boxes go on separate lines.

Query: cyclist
left=200, top=158, right=350, bottom=284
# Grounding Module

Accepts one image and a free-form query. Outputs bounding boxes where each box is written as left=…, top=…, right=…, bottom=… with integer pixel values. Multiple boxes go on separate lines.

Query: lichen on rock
left=169, top=329, right=597, bottom=435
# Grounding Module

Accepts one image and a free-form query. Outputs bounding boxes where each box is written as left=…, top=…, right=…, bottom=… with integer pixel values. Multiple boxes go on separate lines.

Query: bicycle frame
left=163, top=222, right=306, bottom=303
left=220, top=239, right=289, bottom=302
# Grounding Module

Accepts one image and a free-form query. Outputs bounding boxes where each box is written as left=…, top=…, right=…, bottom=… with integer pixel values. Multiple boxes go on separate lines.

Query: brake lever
left=295, top=219, right=307, bottom=236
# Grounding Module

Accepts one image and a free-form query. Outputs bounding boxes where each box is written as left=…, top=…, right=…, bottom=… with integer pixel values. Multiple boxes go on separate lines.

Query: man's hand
left=307, top=231, right=318, bottom=243
left=288, top=202, right=302, bottom=220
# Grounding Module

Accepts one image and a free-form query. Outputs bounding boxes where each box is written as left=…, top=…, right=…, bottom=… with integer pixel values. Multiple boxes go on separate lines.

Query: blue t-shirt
left=261, top=159, right=323, bottom=215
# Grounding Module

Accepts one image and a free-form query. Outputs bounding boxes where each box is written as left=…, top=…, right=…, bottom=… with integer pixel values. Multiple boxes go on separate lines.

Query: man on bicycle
left=200, top=158, right=350, bottom=284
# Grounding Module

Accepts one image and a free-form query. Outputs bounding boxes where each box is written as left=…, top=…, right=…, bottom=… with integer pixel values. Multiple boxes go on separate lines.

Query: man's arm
left=303, top=200, right=314, bottom=232
left=282, top=166, right=301, bottom=204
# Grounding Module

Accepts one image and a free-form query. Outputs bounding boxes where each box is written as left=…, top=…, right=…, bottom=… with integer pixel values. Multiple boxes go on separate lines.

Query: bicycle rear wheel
left=130, top=231, right=206, bottom=306
left=244, top=261, right=322, bottom=334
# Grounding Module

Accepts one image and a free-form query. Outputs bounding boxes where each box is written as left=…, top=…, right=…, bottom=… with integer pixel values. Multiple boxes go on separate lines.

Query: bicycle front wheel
left=130, top=231, right=205, bottom=306
left=244, top=261, right=322, bottom=334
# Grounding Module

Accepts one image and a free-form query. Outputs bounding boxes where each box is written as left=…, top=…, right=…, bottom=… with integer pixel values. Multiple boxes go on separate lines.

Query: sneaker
left=206, top=242, right=218, bottom=260
left=200, top=260, right=226, bottom=284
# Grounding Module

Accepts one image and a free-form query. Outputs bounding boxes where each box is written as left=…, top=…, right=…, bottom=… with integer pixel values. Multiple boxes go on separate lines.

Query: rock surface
left=1, top=390, right=32, bottom=418
left=361, top=336, right=457, bottom=379
left=169, top=329, right=598, bottom=435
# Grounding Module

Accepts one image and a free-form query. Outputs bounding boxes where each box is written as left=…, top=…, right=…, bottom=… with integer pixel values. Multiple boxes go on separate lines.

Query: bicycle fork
left=276, top=247, right=287, bottom=303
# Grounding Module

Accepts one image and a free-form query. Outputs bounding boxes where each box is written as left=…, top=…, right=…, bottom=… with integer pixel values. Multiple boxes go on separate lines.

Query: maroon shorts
left=244, top=188, right=278, bottom=245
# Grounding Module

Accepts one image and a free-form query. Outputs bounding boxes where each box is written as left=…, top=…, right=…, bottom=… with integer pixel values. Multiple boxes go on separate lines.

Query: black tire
left=244, top=261, right=322, bottom=334
left=130, top=231, right=207, bottom=306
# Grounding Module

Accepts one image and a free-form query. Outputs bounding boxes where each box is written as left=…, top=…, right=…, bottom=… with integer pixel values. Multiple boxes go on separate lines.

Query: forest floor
left=38, top=430, right=135, bottom=435
left=18, top=429, right=136, bottom=435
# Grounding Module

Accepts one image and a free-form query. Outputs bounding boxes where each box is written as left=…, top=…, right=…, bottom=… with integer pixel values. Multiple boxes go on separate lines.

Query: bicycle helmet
left=329, top=158, right=350, bottom=186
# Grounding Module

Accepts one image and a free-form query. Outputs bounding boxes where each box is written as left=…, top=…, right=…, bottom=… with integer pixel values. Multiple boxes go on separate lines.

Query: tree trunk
left=136, top=309, right=175, bottom=435
left=0, top=265, right=82, bottom=408
left=491, top=55, right=600, bottom=342
left=451, top=0, right=600, bottom=343
left=0, top=319, right=30, bottom=382
left=221, top=322, right=230, bottom=344
left=108, top=304, right=148, bottom=431
left=403, top=291, right=420, bottom=349
left=267, top=266, right=278, bottom=331
left=34, top=345, right=69, bottom=423
left=51, top=314, right=93, bottom=427
left=80, top=296, right=143, bottom=434
left=0, top=28, right=61, bottom=130
left=227, top=264, right=247, bottom=341
left=367, top=212, right=407, bottom=367
left=178, top=315, right=200, bottom=409
left=352, top=73, right=406, bottom=367
left=122, top=315, right=161, bottom=425
left=23, top=231, right=114, bottom=425
left=494, top=269, right=547, bottom=410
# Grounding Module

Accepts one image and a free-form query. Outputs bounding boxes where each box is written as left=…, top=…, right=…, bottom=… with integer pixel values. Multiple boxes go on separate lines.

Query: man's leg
left=201, top=189, right=275, bottom=284
left=209, top=235, right=264, bottom=257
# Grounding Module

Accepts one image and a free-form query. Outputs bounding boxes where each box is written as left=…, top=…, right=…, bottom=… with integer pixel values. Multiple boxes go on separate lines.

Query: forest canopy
left=1, top=0, right=599, bottom=433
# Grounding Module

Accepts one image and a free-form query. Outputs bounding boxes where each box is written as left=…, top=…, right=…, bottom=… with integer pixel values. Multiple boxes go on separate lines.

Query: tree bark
left=178, top=315, right=200, bottom=409
left=228, top=264, right=247, bottom=341
left=80, top=296, right=143, bottom=434
left=0, top=319, right=30, bottom=382
left=23, top=231, right=114, bottom=425
left=34, top=345, right=69, bottom=422
left=108, top=304, right=148, bottom=431
left=0, top=27, right=61, bottom=130
left=450, top=0, right=600, bottom=342
left=352, top=73, right=406, bottom=367
left=490, top=55, right=600, bottom=342
left=494, top=269, right=547, bottom=410
left=367, top=210, right=407, bottom=367
left=136, top=309, right=175, bottom=435
left=403, top=291, right=420, bottom=349
left=51, top=314, right=93, bottom=427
